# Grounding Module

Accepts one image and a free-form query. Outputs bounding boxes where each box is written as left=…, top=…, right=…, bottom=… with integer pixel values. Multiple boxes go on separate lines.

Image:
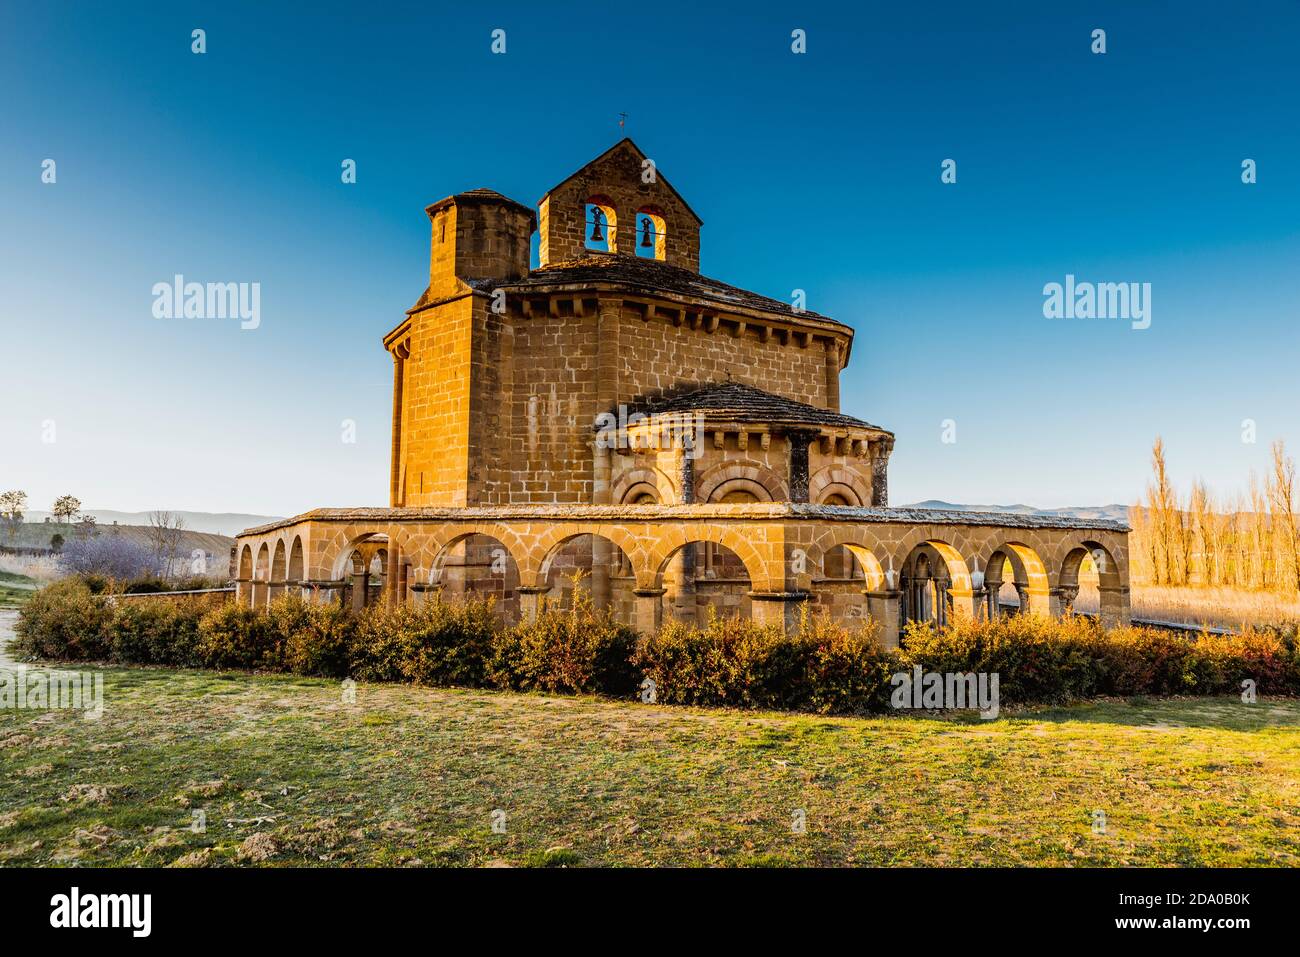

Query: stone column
left=971, top=586, right=989, bottom=621
left=670, top=544, right=697, bottom=623
left=678, top=443, right=695, bottom=505
left=749, top=591, right=809, bottom=635
left=517, top=585, right=549, bottom=622
left=984, top=583, right=1002, bottom=620
left=668, top=445, right=699, bottom=622
left=234, top=578, right=252, bottom=607
left=633, top=587, right=665, bottom=635
left=389, top=349, right=406, bottom=507
left=865, top=589, right=902, bottom=649
left=591, top=440, right=613, bottom=610
left=409, top=582, right=441, bottom=609
left=824, top=339, right=841, bottom=412
left=1098, top=584, right=1131, bottom=630
left=397, top=562, right=410, bottom=606
left=252, top=577, right=269, bottom=609
left=788, top=430, right=817, bottom=504
left=1015, top=584, right=1031, bottom=616
left=870, top=436, right=893, bottom=507
left=385, top=542, right=400, bottom=607
left=1055, top=584, right=1079, bottom=617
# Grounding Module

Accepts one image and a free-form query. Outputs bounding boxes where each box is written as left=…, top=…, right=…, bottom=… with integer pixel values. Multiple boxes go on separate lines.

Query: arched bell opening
left=635, top=206, right=667, bottom=261
left=584, top=195, right=617, bottom=254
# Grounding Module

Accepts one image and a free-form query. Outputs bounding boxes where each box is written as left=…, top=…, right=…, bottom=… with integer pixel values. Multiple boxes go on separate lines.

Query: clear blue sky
left=2, top=1, right=1297, bottom=517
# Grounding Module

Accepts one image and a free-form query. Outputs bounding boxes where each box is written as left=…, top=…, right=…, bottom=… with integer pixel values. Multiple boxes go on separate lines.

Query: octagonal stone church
left=233, top=139, right=1130, bottom=646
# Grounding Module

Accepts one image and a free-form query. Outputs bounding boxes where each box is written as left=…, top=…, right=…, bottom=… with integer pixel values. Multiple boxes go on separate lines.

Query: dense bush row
left=13, top=579, right=1300, bottom=713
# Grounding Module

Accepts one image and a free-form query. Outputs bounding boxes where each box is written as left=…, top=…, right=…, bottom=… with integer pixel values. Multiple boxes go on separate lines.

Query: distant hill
left=902, top=501, right=1132, bottom=523
left=25, top=510, right=283, bottom=538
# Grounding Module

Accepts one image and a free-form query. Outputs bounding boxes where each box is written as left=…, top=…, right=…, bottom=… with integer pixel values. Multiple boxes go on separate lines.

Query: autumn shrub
left=352, top=598, right=499, bottom=686
left=11, top=579, right=113, bottom=661
left=110, top=597, right=207, bottom=666
left=634, top=610, right=895, bottom=713
left=13, top=578, right=1300, bottom=710
left=900, top=614, right=1106, bottom=704
left=195, top=601, right=282, bottom=671
left=277, top=597, right=355, bottom=678
left=489, top=589, right=639, bottom=695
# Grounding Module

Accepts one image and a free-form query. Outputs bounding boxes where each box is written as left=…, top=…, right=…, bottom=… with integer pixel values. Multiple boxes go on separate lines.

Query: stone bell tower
left=537, top=138, right=702, bottom=270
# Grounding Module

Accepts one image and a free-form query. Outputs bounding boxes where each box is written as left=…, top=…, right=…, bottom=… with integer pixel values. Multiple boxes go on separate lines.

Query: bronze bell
left=640, top=217, right=653, bottom=247
left=589, top=208, right=605, bottom=242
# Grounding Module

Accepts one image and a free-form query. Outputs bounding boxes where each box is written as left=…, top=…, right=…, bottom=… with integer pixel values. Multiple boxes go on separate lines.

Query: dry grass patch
left=0, top=665, right=1297, bottom=867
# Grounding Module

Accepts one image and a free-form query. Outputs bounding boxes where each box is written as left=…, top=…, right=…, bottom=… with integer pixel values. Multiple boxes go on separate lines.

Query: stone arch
left=708, top=478, right=771, bottom=503
left=649, top=527, right=773, bottom=592
left=898, top=539, right=974, bottom=630
left=610, top=465, right=676, bottom=505
left=532, top=526, right=645, bottom=586
left=426, top=530, right=523, bottom=625
left=237, top=543, right=255, bottom=606
left=270, top=539, right=288, bottom=601
left=654, top=536, right=756, bottom=625
left=536, top=530, right=637, bottom=618
left=329, top=532, right=390, bottom=581
left=800, top=528, right=891, bottom=592
left=1061, top=540, right=1127, bottom=628
left=696, top=460, right=788, bottom=504
left=287, top=536, right=304, bottom=583
left=252, top=542, right=272, bottom=609
left=808, top=466, right=872, bottom=507
left=978, top=540, right=1051, bottom=618
left=796, top=531, right=890, bottom=632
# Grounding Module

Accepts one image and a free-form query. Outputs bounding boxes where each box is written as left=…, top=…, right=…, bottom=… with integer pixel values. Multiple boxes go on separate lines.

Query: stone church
left=233, top=139, right=1130, bottom=645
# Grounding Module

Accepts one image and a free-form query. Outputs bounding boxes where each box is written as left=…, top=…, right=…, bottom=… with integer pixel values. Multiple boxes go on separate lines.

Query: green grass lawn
left=1, top=663, right=1297, bottom=867
left=0, top=572, right=38, bottom=609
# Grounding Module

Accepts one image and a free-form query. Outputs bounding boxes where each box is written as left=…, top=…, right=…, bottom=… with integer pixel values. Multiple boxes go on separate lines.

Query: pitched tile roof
left=635, top=381, right=888, bottom=432
left=506, top=255, right=838, bottom=324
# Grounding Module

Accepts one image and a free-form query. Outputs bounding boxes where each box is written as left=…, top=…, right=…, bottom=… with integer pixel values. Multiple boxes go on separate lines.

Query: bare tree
left=147, top=510, right=187, bottom=580
left=1269, top=440, right=1300, bottom=594
left=1144, top=438, right=1183, bottom=584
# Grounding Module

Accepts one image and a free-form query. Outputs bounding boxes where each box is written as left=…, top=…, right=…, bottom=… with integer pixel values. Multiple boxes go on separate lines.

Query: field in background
left=1, top=658, right=1297, bottom=867
left=1127, top=583, right=1300, bottom=629
left=1, top=523, right=233, bottom=578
